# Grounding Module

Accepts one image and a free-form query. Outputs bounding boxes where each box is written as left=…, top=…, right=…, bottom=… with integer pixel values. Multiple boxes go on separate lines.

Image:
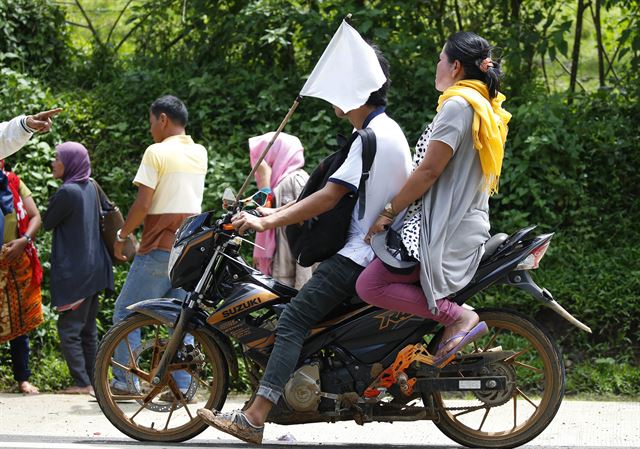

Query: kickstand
left=426, top=394, right=438, bottom=422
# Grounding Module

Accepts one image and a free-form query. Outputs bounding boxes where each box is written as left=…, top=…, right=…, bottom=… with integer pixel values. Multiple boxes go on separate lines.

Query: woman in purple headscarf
left=43, top=142, right=114, bottom=394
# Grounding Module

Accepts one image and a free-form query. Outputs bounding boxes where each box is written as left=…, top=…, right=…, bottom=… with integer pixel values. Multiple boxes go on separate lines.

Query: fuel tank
left=207, top=282, right=279, bottom=325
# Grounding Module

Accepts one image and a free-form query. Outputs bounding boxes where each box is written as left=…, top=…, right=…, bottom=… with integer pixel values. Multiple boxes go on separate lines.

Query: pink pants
left=356, top=258, right=463, bottom=326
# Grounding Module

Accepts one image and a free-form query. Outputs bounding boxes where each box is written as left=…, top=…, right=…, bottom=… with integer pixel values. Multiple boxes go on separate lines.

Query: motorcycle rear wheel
left=430, top=308, right=565, bottom=449
left=94, top=313, right=229, bottom=442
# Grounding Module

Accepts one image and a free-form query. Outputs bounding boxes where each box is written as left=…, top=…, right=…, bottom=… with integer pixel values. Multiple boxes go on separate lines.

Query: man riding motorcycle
left=196, top=44, right=413, bottom=444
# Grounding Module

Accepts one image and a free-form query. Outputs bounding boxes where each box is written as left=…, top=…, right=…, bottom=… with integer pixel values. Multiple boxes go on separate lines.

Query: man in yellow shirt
left=110, top=95, right=208, bottom=396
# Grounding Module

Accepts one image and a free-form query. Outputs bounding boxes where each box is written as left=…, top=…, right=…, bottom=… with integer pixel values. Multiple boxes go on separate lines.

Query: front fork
left=149, top=297, right=197, bottom=386
left=149, top=246, right=222, bottom=385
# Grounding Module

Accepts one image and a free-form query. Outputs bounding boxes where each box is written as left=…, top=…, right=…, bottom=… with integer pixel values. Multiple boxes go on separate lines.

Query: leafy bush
left=0, top=0, right=70, bottom=79
left=567, top=359, right=640, bottom=397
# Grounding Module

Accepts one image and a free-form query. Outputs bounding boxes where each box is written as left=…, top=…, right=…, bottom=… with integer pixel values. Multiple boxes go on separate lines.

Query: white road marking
left=0, top=444, right=106, bottom=449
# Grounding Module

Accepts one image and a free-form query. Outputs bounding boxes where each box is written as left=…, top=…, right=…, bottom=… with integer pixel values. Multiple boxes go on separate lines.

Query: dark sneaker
left=110, top=383, right=134, bottom=395
left=197, top=408, right=264, bottom=445
left=159, top=390, right=196, bottom=404
left=109, top=381, right=139, bottom=401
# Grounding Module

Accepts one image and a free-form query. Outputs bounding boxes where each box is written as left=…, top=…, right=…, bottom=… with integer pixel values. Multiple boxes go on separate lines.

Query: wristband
left=382, top=202, right=397, bottom=219
left=20, top=117, right=37, bottom=134
left=116, top=229, right=129, bottom=243
left=379, top=211, right=395, bottom=220
left=22, top=234, right=33, bottom=244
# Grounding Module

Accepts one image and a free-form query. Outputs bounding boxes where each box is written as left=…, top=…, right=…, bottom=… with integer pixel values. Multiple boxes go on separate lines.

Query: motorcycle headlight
left=168, top=241, right=187, bottom=277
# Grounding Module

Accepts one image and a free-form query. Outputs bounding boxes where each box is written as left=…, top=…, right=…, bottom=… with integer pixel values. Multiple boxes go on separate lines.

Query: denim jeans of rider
left=257, top=254, right=364, bottom=404
left=112, top=249, right=191, bottom=391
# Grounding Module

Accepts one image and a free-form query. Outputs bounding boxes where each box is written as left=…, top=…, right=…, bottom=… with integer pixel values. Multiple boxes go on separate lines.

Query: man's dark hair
left=150, top=95, right=189, bottom=127
left=365, top=43, right=390, bottom=107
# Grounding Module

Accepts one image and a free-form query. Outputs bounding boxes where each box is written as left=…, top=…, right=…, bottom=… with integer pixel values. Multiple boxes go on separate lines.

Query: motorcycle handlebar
left=246, top=209, right=263, bottom=217
left=218, top=208, right=263, bottom=235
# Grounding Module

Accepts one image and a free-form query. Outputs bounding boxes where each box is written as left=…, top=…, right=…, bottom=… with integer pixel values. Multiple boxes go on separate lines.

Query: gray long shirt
left=43, top=181, right=114, bottom=308
left=401, top=97, right=490, bottom=314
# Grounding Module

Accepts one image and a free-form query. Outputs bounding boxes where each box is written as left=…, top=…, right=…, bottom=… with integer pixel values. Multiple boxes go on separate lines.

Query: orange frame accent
left=363, top=343, right=436, bottom=398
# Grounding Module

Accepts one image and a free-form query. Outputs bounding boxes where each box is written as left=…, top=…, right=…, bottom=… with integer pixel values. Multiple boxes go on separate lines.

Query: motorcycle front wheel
left=94, top=313, right=229, bottom=442
left=430, top=308, right=565, bottom=449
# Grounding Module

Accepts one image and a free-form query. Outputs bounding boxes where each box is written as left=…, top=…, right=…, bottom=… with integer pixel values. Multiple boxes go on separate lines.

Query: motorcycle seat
left=317, top=296, right=366, bottom=323
left=481, top=233, right=509, bottom=262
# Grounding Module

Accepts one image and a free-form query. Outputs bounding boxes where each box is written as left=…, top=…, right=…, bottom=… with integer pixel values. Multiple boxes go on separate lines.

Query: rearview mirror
left=242, top=188, right=272, bottom=208
left=222, top=188, right=236, bottom=210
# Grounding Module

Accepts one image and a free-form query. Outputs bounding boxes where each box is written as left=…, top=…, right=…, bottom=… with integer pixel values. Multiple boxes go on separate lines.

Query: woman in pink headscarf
left=249, top=132, right=313, bottom=289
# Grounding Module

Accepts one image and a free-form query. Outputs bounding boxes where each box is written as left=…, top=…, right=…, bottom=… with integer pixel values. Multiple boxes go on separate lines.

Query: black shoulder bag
left=285, top=128, right=376, bottom=267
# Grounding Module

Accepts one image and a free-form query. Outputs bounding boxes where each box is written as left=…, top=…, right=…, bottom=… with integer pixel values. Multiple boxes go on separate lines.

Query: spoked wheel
left=94, top=313, right=229, bottom=442
left=429, top=308, right=565, bottom=449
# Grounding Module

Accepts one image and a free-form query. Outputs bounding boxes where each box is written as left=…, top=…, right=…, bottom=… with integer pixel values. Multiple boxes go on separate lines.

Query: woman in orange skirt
left=0, top=161, right=43, bottom=394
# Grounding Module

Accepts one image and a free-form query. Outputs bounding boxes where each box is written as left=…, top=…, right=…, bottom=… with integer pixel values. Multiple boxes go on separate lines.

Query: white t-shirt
left=329, top=112, right=412, bottom=267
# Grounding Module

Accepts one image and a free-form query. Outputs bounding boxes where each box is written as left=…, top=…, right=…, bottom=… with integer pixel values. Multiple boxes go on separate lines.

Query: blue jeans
left=112, top=249, right=191, bottom=391
left=257, top=254, right=364, bottom=404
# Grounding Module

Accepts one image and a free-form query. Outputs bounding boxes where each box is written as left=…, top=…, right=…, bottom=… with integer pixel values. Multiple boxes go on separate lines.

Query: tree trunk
left=569, top=0, right=586, bottom=100
left=454, top=0, right=463, bottom=30
left=436, top=0, right=446, bottom=43
left=541, top=53, right=551, bottom=93
left=591, top=0, right=606, bottom=88
left=501, top=0, right=510, bottom=27
left=511, top=0, right=521, bottom=21
left=74, top=0, right=104, bottom=48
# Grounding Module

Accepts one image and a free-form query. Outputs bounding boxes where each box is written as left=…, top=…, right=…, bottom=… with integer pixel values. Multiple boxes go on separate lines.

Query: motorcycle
left=94, top=187, right=591, bottom=448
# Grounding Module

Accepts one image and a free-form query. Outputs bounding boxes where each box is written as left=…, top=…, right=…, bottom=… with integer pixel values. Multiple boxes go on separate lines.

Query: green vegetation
left=0, top=0, right=638, bottom=397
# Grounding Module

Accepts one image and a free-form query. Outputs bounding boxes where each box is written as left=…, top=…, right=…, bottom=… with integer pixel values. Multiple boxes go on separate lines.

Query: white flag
left=300, top=20, right=386, bottom=113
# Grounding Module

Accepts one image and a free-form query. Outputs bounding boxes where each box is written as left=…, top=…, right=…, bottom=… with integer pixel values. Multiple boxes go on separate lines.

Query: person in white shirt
left=197, top=45, right=412, bottom=445
left=0, top=108, right=62, bottom=243
left=0, top=109, right=62, bottom=159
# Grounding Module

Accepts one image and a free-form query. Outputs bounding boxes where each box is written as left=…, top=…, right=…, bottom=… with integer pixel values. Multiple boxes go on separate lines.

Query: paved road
left=0, top=394, right=638, bottom=449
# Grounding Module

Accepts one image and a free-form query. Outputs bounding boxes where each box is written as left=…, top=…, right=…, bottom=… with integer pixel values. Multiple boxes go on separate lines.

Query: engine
left=282, top=354, right=377, bottom=413
left=283, top=363, right=322, bottom=412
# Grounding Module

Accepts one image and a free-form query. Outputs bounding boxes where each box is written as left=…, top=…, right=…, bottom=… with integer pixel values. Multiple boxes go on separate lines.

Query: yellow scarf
left=437, top=79, right=511, bottom=195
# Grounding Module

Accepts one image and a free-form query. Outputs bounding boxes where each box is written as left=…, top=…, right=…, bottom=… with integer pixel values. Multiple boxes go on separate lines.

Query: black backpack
left=285, top=128, right=376, bottom=267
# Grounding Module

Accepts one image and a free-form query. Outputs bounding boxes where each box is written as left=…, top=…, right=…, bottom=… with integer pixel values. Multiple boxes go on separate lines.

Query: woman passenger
left=356, top=32, right=511, bottom=365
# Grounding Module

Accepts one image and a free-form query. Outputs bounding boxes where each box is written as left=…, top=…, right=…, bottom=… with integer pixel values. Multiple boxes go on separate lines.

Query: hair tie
left=479, top=57, right=494, bottom=73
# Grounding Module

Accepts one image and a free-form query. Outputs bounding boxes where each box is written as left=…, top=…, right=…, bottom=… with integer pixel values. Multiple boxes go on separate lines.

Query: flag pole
left=235, top=95, right=303, bottom=202
left=234, top=12, right=354, bottom=203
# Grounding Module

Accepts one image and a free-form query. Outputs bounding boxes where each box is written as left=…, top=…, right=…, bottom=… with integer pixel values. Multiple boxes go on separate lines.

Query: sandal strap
left=437, top=330, right=469, bottom=351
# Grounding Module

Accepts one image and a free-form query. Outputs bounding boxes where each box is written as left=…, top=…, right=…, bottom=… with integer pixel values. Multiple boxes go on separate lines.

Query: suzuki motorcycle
left=94, top=188, right=591, bottom=448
